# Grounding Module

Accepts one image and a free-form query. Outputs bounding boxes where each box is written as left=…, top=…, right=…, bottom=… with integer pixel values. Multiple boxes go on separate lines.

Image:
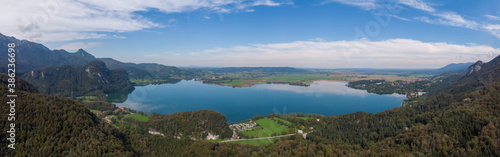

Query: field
left=209, top=73, right=354, bottom=87
left=124, top=114, right=149, bottom=122
left=75, top=95, right=100, bottom=103
left=204, top=71, right=428, bottom=87
left=241, top=118, right=289, bottom=138
left=274, top=117, right=292, bottom=125
left=258, top=74, right=351, bottom=82
left=332, top=74, right=426, bottom=82
left=297, top=117, right=315, bottom=120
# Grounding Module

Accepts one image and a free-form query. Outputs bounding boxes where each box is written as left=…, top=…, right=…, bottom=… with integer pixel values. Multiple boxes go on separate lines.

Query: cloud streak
left=57, top=42, right=102, bottom=51
left=416, top=12, right=479, bottom=29
left=324, top=0, right=499, bottom=38
left=166, top=39, right=498, bottom=68
left=322, top=0, right=377, bottom=10
left=399, top=0, right=435, bottom=12
left=0, top=0, right=288, bottom=42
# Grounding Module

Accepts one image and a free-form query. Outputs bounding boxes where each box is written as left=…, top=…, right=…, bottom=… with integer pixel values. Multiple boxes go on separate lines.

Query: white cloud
left=399, top=0, right=435, bottom=12
left=165, top=52, right=181, bottom=56
left=144, top=54, right=161, bottom=57
left=112, top=34, right=126, bottom=39
left=397, top=1, right=498, bottom=38
left=169, top=39, right=498, bottom=68
left=323, top=0, right=499, bottom=39
left=0, top=0, right=287, bottom=43
left=57, top=42, right=101, bottom=50
left=322, top=0, right=377, bottom=10
left=252, top=0, right=282, bottom=6
left=485, top=15, right=500, bottom=21
left=391, top=14, right=411, bottom=21
left=416, top=12, right=479, bottom=29
left=483, top=24, right=500, bottom=38
left=433, top=12, right=479, bottom=29
left=203, top=15, right=211, bottom=20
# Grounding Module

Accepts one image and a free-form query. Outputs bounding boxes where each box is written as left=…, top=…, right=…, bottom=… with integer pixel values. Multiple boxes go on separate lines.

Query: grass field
left=297, top=117, right=315, bottom=120
left=124, top=114, right=149, bottom=122
left=259, top=74, right=351, bottom=82
left=76, top=95, right=100, bottom=103
left=204, top=70, right=430, bottom=87
left=217, top=73, right=353, bottom=87
left=274, top=117, right=292, bottom=126
left=241, top=118, right=288, bottom=138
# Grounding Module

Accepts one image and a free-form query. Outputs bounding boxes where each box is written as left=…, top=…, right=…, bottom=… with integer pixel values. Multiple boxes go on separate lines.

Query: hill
left=434, top=62, right=473, bottom=73
left=0, top=73, right=135, bottom=156
left=147, top=110, right=232, bottom=140
left=97, top=58, right=194, bottom=79
left=22, top=61, right=134, bottom=97
left=427, top=55, right=500, bottom=97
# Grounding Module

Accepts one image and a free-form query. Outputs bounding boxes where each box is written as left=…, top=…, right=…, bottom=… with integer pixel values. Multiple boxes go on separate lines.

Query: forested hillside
left=22, top=61, right=134, bottom=97
left=0, top=74, right=135, bottom=156
left=148, top=110, right=232, bottom=140
left=98, top=58, right=194, bottom=79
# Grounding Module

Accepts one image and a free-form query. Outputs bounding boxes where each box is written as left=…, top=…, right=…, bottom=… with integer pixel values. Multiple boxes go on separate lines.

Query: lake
left=109, top=80, right=406, bottom=123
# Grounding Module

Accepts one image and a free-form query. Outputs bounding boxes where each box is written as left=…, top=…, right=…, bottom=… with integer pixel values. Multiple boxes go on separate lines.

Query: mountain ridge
left=22, top=60, right=134, bottom=97
left=0, top=33, right=188, bottom=80
left=436, top=62, right=474, bottom=73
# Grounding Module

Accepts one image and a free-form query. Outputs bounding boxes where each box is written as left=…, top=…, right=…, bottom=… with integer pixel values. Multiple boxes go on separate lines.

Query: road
left=219, top=134, right=296, bottom=143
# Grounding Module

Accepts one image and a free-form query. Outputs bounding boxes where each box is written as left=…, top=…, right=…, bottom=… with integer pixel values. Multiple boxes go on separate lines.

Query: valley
left=1, top=34, right=499, bottom=156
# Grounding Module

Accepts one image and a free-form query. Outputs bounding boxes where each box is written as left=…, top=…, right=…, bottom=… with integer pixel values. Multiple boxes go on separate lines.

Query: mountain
left=434, top=62, right=474, bottom=73
left=0, top=33, right=190, bottom=80
left=0, top=73, right=135, bottom=156
left=22, top=61, right=134, bottom=97
left=0, top=34, right=96, bottom=74
left=448, top=55, right=500, bottom=95
left=97, top=58, right=193, bottom=79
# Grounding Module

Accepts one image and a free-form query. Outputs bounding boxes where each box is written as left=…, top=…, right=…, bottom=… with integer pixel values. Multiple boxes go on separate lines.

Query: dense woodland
left=348, top=79, right=431, bottom=95
left=22, top=61, right=134, bottom=98
left=147, top=111, right=233, bottom=140
left=0, top=74, right=135, bottom=156
left=97, top=58, right=196, bottom=80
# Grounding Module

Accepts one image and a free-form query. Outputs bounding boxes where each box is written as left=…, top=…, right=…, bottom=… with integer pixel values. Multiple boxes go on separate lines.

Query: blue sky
left=1, top=0, right=499, bottom=68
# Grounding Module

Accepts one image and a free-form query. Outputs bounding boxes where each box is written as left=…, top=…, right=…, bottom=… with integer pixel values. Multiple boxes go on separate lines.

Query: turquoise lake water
left=111, top=80, right=406, bottom=123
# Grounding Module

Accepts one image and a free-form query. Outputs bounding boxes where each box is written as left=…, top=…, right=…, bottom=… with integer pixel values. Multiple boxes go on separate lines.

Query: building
left=417, top=92, right=427, bottom=96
